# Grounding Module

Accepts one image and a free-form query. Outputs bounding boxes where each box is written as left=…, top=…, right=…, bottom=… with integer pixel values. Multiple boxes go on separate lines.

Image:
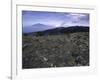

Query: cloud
left=66, top=13, right=88, bottom=23
left=60, top=13, right=89, bottom=26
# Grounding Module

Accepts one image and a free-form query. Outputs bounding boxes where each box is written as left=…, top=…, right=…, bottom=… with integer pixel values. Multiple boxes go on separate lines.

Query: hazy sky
left=22, top=10, right=89, bottom=28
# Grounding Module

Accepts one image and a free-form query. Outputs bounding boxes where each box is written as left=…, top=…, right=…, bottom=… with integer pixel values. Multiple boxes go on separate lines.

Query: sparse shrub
left=36, top=32, right=44, bottom=36
left=22, top=32, right=89, bottom=68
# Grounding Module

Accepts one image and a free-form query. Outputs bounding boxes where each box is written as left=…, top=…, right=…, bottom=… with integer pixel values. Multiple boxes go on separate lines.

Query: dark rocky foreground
left=22, top=32, right=89, bottom=69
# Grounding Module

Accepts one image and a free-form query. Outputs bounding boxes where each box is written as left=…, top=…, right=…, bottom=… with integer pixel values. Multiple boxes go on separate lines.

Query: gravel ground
left=22, top=32, right=89, bottom=69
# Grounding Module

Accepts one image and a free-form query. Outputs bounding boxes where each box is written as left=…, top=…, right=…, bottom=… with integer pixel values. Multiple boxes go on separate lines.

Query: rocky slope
left=22, top=31, right=89, bottom=69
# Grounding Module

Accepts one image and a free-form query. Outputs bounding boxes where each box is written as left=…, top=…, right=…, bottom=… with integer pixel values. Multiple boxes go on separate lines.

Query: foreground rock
left=22, top=32, right=89, bottom=69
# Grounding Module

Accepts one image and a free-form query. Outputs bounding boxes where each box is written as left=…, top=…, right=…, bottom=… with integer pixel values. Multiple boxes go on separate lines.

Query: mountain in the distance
left=43, top=26, right=89, bottom=33
left=23, top=23, right=54, bottom=33
left=23, top=26, right=89, bottom=36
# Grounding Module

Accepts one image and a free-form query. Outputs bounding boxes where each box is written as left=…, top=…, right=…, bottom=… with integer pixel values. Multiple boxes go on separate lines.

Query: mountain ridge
left=23, top=26, right=89, bottom=36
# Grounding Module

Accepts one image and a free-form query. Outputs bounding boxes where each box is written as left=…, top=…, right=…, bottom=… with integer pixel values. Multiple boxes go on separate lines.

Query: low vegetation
left=22, top=32, right=89, bottom=69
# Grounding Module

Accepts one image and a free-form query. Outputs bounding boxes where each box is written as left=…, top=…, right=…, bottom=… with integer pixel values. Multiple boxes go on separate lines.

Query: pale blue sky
left=22, top=11, right=89, bottom=33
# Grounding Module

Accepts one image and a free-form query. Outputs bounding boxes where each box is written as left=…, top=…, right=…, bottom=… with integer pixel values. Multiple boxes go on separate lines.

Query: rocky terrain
left=22, top=27, right=89, bottom=69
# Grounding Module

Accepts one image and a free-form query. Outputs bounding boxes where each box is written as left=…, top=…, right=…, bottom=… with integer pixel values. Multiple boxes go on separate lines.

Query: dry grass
left=22, top=32, right=89, bottom=69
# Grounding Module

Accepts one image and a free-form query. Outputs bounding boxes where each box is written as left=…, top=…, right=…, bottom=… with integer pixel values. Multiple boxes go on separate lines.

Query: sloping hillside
left=22, top=32, right=89, bottom=69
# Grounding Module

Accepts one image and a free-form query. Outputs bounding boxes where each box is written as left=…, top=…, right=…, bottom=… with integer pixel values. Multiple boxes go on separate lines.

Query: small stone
left=44, top=49, right=47, bottom=52
left=52, top=48, right=55, bottom=51
left=50, top=63, right=54, bottom=67
left=43, top=57, right=48, bottom=61
left=77, top=63, right=82, bottom=66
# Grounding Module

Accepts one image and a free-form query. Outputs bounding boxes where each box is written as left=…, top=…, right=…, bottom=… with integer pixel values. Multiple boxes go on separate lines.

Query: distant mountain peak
left=32, top=23, right=46, bottom=27
left=23, top=23, right=54, bottom=33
